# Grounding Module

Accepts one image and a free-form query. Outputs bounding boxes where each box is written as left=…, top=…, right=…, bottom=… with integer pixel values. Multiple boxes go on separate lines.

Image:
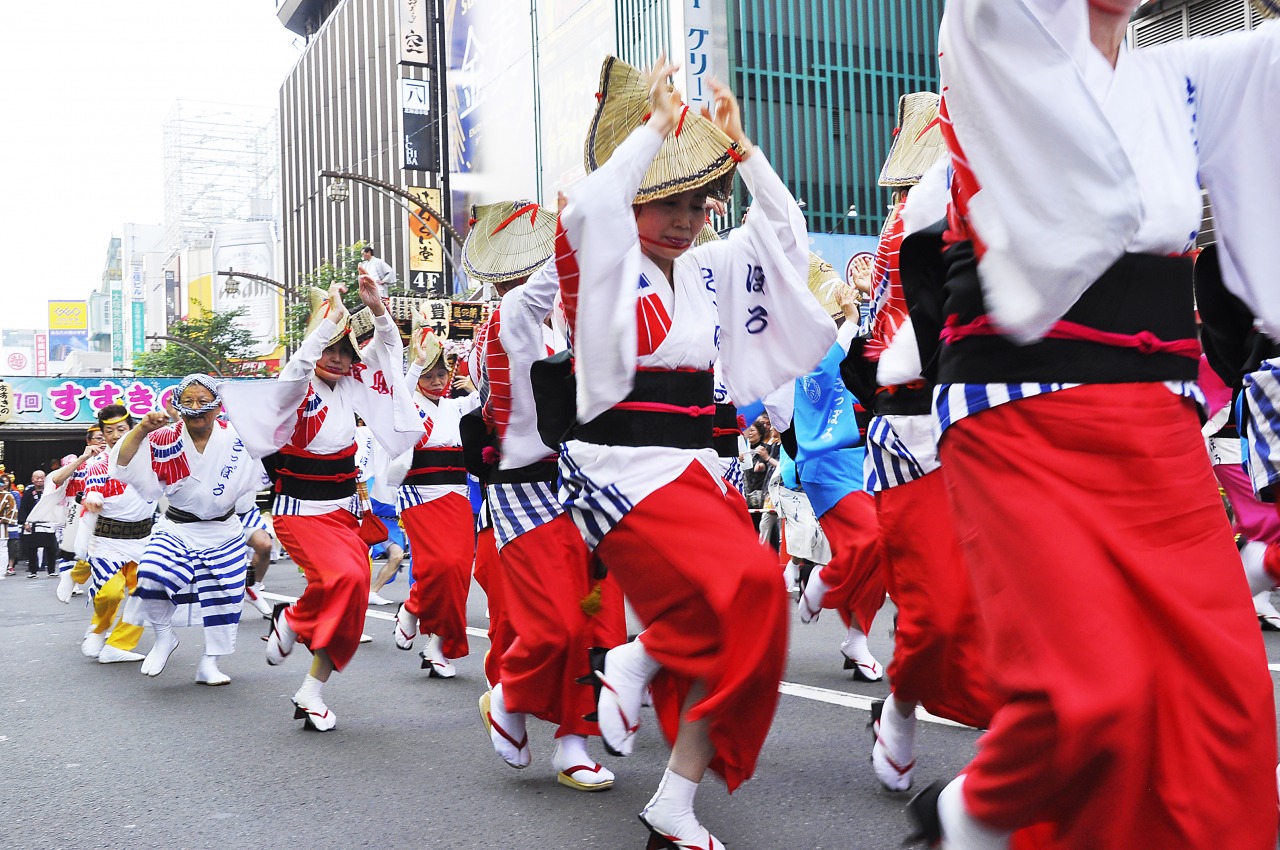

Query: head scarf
left=174, top=373, right=222, bottom=417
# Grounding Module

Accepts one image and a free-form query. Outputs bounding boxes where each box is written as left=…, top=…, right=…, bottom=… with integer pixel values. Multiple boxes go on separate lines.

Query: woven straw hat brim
left=693, top=223, right=720, bottom=247
left=1253, top=0, right=1279, bottom=18
left=878, top=92, right=947, bottom=188
left=409, top=310, right=450, bottom=372
left=808, top=253, right=852, bottom=318
left=463, top=201, right=558, bottom=284
left=585, top=56, right=743, bottom=204
left=305, top=288, right=362, bottom=361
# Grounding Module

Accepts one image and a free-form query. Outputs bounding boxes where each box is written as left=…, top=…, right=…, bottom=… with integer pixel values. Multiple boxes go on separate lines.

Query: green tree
left=281, top=240, right=369, bottom=349
left=133, top=302, right=258, bottom=377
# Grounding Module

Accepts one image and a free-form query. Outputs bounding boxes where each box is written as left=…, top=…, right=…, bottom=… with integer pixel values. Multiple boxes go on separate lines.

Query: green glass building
left=731, top=0, right=945, bottom=238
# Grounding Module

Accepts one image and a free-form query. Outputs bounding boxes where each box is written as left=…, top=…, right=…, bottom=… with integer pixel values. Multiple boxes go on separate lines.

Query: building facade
left=443, top=0, right=942, bottom=278
left=278, top=0, right=446, bottom=295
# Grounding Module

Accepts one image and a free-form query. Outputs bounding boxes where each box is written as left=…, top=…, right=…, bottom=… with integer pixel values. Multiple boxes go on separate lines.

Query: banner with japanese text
left=0, top=377, right=249, bottom=426
left=407, top=186, right=446, bottom=296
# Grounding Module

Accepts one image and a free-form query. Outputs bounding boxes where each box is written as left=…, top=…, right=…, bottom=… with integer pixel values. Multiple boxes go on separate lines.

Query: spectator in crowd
left=19, top=469, right=58, bottom=577
left=1, top=475, right=18, bottom=576
left=360, top=246, right=396, bottom=300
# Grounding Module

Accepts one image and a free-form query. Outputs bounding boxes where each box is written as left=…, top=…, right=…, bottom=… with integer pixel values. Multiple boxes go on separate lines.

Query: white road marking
left=259, top=592, right=969, bottom=729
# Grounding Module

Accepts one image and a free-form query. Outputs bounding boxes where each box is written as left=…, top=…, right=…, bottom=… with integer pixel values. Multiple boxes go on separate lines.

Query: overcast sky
left=0, top=1, right=302, bottom=333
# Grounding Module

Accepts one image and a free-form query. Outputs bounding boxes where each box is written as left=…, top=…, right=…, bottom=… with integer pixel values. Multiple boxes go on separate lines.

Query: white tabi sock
left=295, top=674, right=325, bottom=708
left=937, top=775, right=1010, bottom=850
left=1241, top=542, right=1278, bottom=595
left=641, top=770, right=721, bottom=847
left=873, top=693, right=918, bottom=791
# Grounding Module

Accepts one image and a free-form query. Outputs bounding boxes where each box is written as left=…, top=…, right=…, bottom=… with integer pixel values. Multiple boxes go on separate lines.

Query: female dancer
left=907, top=2, right=1280, bottom=847
left=390, top=327, right=477, bottom=678
left=560, top=57, right=835, bottom=847
left=222, top=277, right=421, bottom=729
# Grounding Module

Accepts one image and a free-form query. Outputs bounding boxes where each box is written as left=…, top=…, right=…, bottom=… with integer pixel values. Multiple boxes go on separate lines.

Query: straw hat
left=808, top=253, right=856, bottom=319
left=693, top=222, right=720, bottom=247
left=878, top=92, right=946, bottom=188
left=409, top=308, right=454, bottom=371
left=1253, top=0, right=1278, bottom=17
left=463, top=201, right=558, bottom=284
left=585, top=56, right=744, bottom=204
left=305, top=288, right=362, bottom=360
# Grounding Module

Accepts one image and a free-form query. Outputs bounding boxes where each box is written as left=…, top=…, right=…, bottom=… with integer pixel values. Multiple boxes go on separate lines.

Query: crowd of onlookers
left=0, top=466, right=63, bottom=578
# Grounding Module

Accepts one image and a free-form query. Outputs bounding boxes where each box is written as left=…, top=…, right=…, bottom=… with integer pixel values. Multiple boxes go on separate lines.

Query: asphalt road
left=3, top=560, right=1279, bottom=850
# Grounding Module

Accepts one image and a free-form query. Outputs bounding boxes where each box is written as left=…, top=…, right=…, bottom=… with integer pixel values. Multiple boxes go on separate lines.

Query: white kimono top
left=933, top=0, right=1280, bottom=434
left=77, top=450, right=156, bottom=562
left=221, top=312, right=422, bottom=517
left=557, top=124, right=836, bottom=549
left=389, top=367, right=481, bottom=510
left=110, top=420, right=263, bottom=550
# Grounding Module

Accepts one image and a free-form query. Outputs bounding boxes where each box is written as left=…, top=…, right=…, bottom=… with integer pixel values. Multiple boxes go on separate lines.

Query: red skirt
left=814, top=490, right=886, bottom=634
left=472, top=526, right=511, bottom=688
left=499, top=514, right=625, bottom=735
left=877, top=470, right=997, bottom=729
left=941, top=384, right=1277, bottom=848
left=595, top=463, right=788, bottom=793
left=401, top=493, right=474, bottom=659
left=274, top=510, right=370, bottom=672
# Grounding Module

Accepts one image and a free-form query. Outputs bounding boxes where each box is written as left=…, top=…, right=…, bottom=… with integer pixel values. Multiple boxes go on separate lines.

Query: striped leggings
left=122, top=529, right=247, bottom=657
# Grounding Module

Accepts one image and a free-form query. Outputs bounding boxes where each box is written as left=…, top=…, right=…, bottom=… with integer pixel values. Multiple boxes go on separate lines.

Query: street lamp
left=218, top=268, right=291, bottom=298
left=145, top=334, right=225, bottom=377
left=326, top=178, right=350, bottom=204
left=318, top=169, right=466, bottom=252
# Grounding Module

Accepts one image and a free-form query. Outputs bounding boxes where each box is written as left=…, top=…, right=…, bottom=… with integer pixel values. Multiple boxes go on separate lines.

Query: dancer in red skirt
left=222, top=277, right=421, bottom=730
left=904, top=2, right=1280, bottom=847
left=391, top=327, right=477, bottom=678
left=841, top=93, right=998, bottom=793
left=462, top=199, right=626, bottom=791
left=559, top=57, right=836, bottom=847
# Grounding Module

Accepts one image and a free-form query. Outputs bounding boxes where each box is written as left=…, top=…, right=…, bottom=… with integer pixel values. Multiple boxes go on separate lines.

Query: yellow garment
left=91, top=563, right=142, bottom=651
left=70, top=560, right=91, bottom=584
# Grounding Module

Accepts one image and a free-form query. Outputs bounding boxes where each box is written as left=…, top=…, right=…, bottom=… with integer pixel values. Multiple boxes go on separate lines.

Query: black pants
left=24, top=531, right=58, bottom=575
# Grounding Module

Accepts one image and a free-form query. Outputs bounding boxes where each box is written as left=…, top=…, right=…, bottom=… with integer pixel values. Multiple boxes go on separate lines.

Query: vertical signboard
left=164, top=270, right=180, bottom=326
left=211, top=222, right=279, bottom=360
left=47, top=300, right=89, bottom=364
left=401, top=77, right=439, bottom=173
left=397, top=0, right=434, bottom=66
left=110, top=285, right=125, bottom=368
left=407, top=187, right=446, bottom=297
left=132, top=301, right=146, bottom=353
left=34, top=332, right=48, bottom=376
left=676, top=0, right=729, bottom=112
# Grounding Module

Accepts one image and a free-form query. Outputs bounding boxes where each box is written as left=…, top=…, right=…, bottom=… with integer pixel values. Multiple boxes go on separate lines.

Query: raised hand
left=643, top=55, right=684, bottom=137
left=138, top=411, right=171, bottom=434
left=357, top=272, right=386, bottom=317
left=701, top=77, right=753, bottom=158
left=326, top=280, right=349, bottom=325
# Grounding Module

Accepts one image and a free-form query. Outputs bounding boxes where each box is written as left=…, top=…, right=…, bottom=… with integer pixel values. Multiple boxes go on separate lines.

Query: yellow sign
left=48, top=301, right=88, bottom=330
left=408, top=187, right=444, bottom=275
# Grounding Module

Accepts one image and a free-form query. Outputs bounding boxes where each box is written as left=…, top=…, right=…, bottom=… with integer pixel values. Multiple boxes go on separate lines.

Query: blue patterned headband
left=174, top=374, right=222, bottom=417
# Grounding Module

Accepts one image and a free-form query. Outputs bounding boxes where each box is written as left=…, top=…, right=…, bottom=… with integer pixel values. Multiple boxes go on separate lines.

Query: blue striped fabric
left=934, top=381, right=1204, bottom=436
left=720, top=456, right=745, bottom=495
left=1242, top=360, right=1280, bottom=499
left=238, top=509, right=268, bottom=535
left=558, top=453, right=634, bottom=552
left=489, top=480, right=565, bottom=549
left=129, top=529, right=248, bottom=656
left=864, top=415, right=928, bottom=492
left=88, top=556, right=130, bottom=598
left=273, top=493, right=360, bottom=517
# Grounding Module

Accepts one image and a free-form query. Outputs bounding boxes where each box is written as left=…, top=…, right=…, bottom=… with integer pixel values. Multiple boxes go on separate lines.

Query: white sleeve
left=697, top=150, right=837, bottom=406
left=1157, top=23, right=1280, bottom=338
left=108, top=436, right=164, bottom=503
left=559, top=124, right=665, bottom=420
